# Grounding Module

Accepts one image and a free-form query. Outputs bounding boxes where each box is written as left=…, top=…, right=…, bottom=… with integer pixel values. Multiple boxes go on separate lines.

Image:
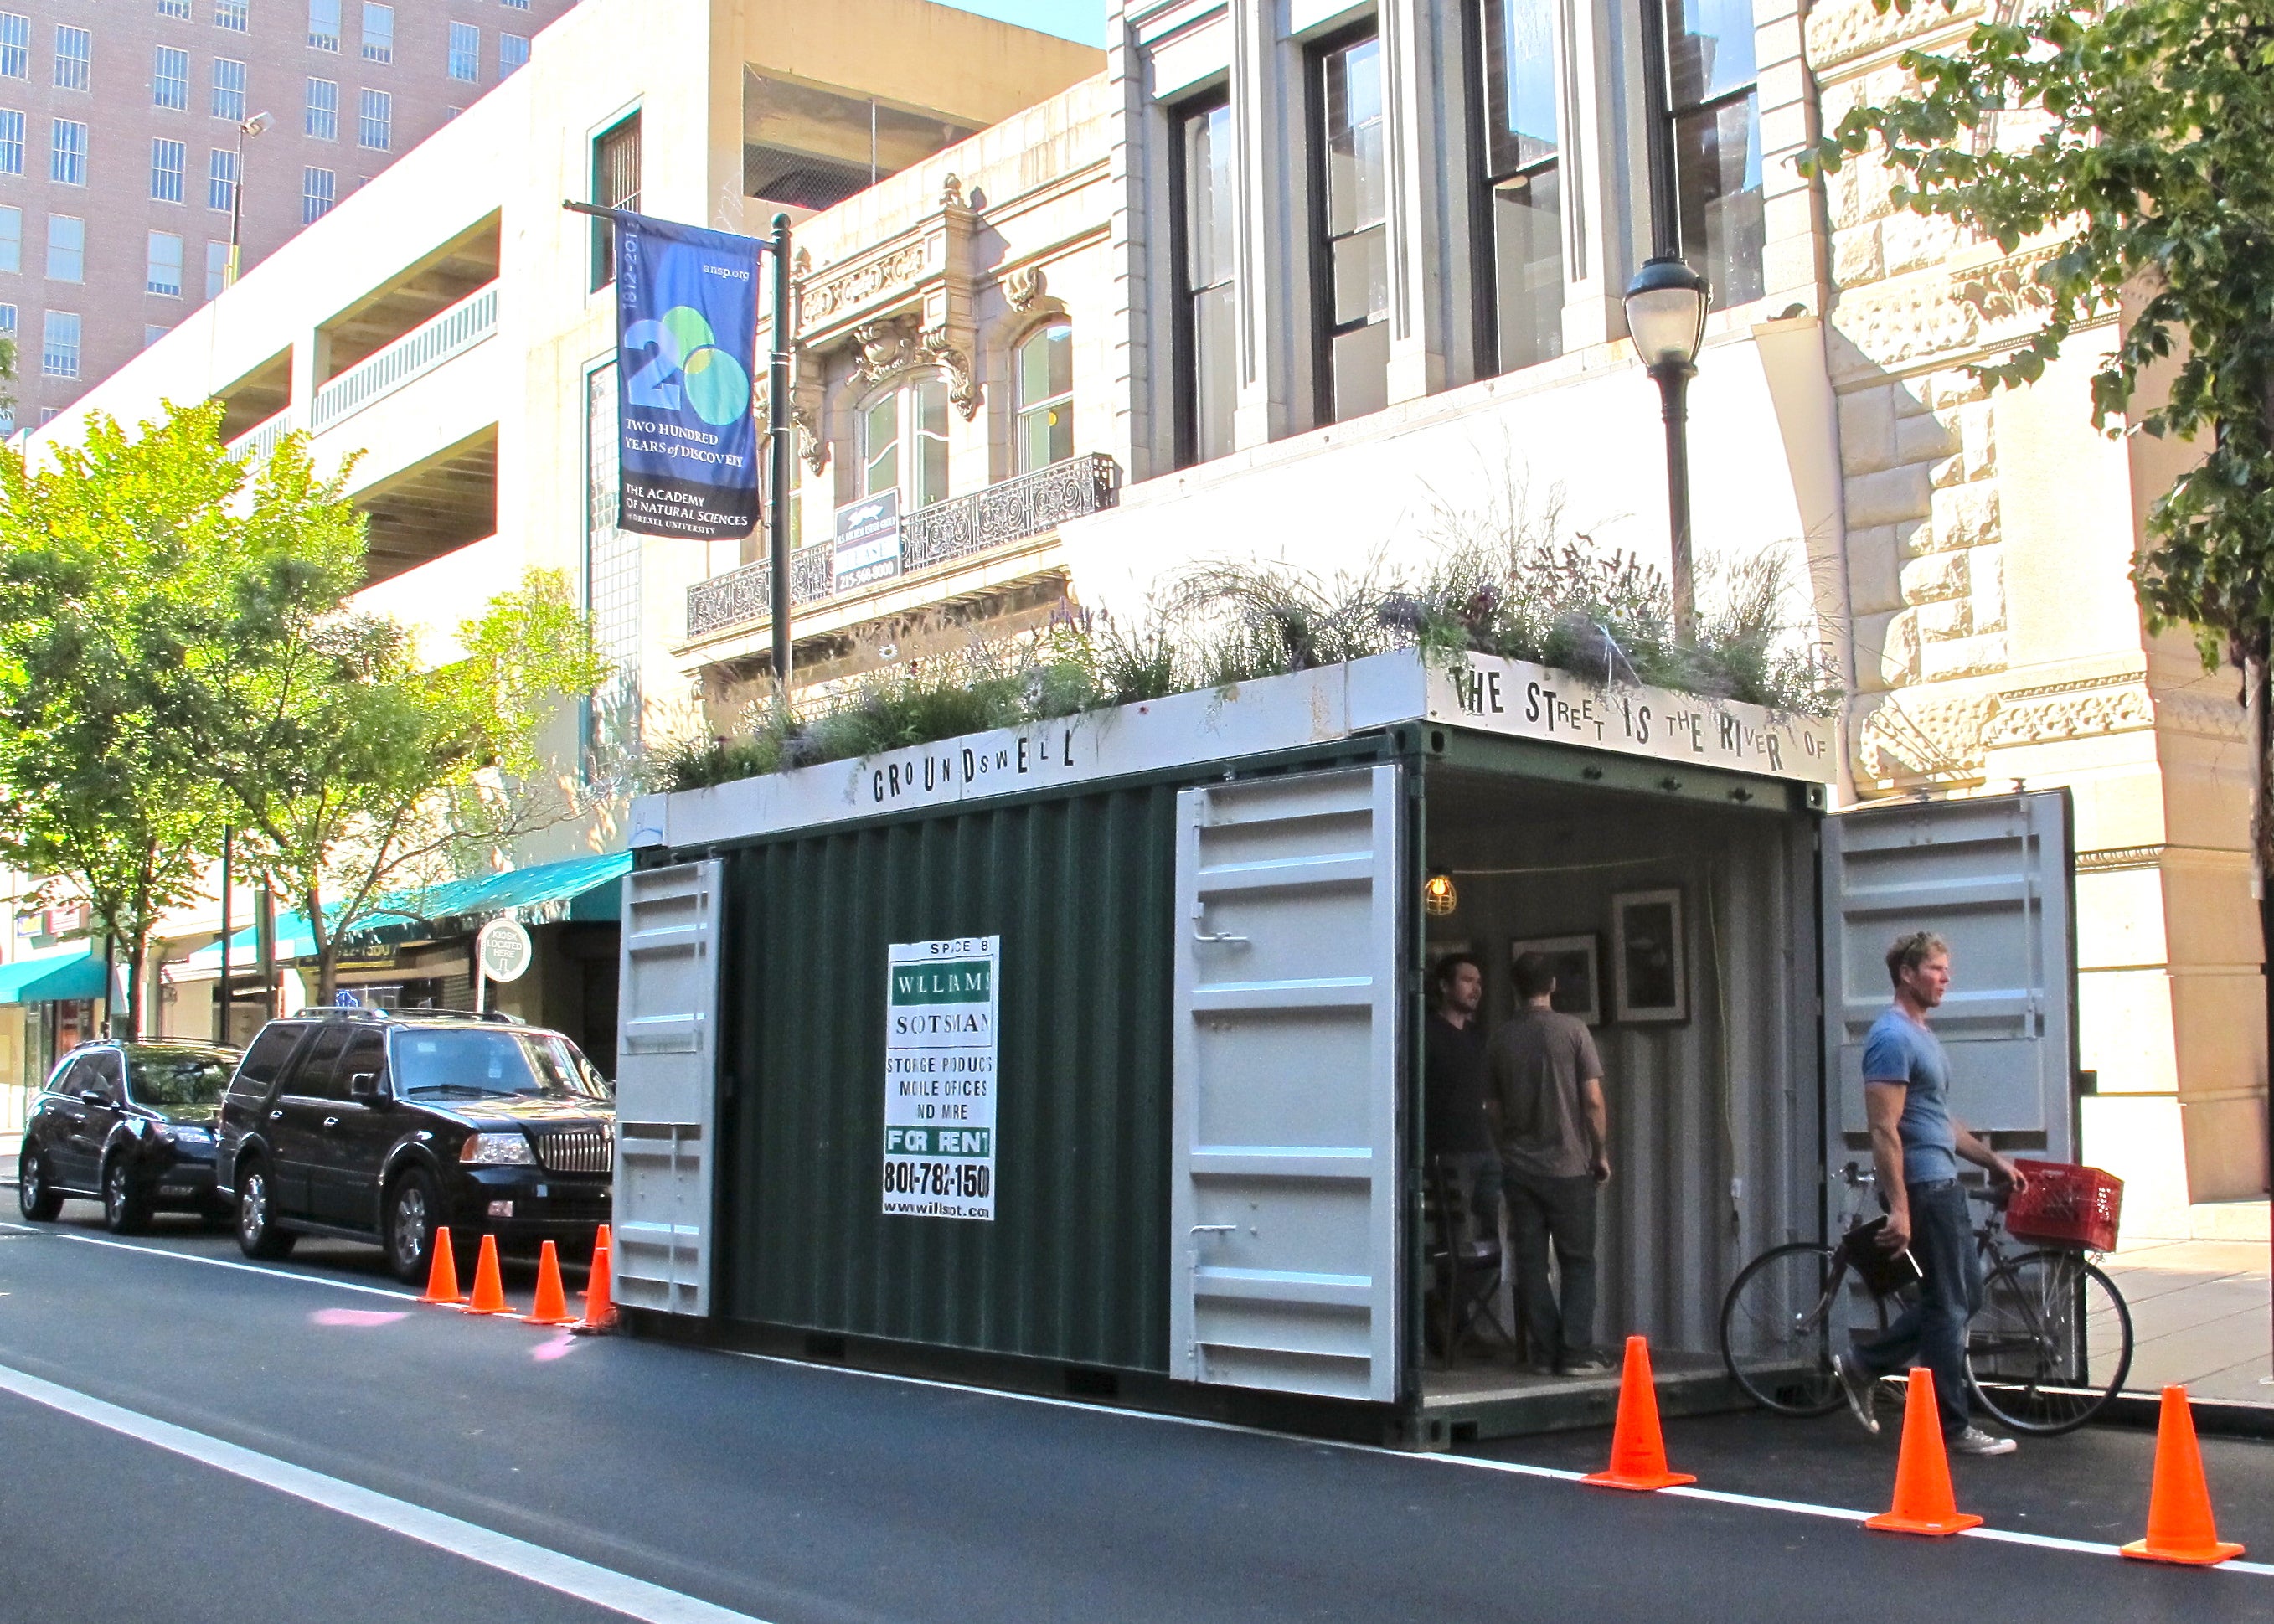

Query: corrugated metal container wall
left=714, top=781, right=1183, bottom=1372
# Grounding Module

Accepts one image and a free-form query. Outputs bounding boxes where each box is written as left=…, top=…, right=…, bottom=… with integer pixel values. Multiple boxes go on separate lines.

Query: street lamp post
left=224, top=111, right=272, bottom=290
left=1622, top=255, right=1711, bottom=644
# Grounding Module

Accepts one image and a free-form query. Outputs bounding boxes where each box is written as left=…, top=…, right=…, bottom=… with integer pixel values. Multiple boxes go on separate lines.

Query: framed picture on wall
left=1612, top=889, right=1688, bottom=1023
left=1508, top=934, right=1602, bottom=1026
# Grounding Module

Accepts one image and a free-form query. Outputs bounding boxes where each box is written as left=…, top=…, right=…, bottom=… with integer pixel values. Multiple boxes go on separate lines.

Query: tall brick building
left=0, top=0, right=575, bottom=428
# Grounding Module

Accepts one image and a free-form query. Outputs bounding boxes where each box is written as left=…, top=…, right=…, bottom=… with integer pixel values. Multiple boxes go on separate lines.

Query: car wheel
left=384, top=1169, right=439, bottom=1286
left=101, top=1157, right=152, bottom=1235
left=17, top=1144, right=62, bottom=1222
left=235, top=1162, right=296, bottom=1260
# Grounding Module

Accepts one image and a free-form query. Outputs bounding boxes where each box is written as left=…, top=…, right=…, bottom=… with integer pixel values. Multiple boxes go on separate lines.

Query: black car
left=18, top=1042, right=242, bottom=1233
left=214, top=1008, right=615, bottom=1283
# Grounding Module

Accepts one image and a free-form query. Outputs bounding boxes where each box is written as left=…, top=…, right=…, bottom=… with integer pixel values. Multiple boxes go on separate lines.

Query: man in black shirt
left=1426, top=953, right=1498, bottom=1241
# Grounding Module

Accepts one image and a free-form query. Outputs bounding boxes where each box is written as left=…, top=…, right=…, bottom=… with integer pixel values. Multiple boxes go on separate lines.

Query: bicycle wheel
left=1967, top=1249, right=2133, bottom=1435
left=1721, top=1242, right=1876, bottom=1415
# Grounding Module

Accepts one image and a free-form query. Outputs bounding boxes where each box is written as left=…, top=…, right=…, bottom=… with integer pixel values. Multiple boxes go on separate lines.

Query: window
left=45, top=214, right=81, bottom=281
left=159, top=0, right=193, bottom=18
left=1014, top=321, right=1074, bottom=472
left=308, top=0, right=340, bottom=52
left=360, top=3, right=391, bottom=64
left=208, top=146, right=238, bottom=210
left=49, top=120, right=85, bottom=184
left=216, top=0, right=249, bottom=33
left=447, top=22, right=477, bottom=82
left=152, top=138, right=187, bottom=202
left=305, top=77, right=338, bottom=139
left=861, top=376, right=950, bottom=510
left=212, top=58, right=245, bottom=121
left=502, top=0, right=529, bottom=8
left=1660, top=0, right=1764, bottom=307
left=499, top=33, right=528, bottom=77
left=1316, top=33, right=1389, bottom=425
left=0, top=108, right=21, bottom=175
left=154, top=45, right=190, bottom=110
left=41, top=309, right=78, bottom=377
left=0, top=207, right=18, bottom=273
left=357, top=86, right=389, bottom=150
left=1478, top=0, right=1564, bottom=374
left=302, top=164, right=333, bottom=222
left=590, top=112, right=639, bottom=289
left=0, top=302, right=15, bottom=336
left=147, top=229, right=183, bottom=295
left=1174, top=96, right=1235, bottom=467
left=0, top=13, right=23, bottom=79
left=147, top=324, right=173, bottom=347
left=206, top=238, right=229, bottom=296
left=53, top=26, right=89, bottom=92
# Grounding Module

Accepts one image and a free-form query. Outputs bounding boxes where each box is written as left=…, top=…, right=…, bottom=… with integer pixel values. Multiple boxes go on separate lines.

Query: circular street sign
left=476, top=918, right=534, bottom=983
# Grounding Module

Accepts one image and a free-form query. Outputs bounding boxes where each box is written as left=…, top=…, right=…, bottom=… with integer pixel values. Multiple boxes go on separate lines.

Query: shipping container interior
left=1415, top=760, right=1823, bottom=1427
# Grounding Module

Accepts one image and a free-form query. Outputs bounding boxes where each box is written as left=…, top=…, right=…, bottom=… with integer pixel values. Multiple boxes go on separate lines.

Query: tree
left=0, top=401, right=349, bottom=1035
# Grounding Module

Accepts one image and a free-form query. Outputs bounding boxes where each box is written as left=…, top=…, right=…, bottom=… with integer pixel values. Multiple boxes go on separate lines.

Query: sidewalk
left=2102, top=1210, right=2271, bottom=1405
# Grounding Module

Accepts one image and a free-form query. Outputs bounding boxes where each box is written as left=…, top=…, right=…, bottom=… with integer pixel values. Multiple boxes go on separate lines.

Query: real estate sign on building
left=882, top=936, right=999, bottom=1220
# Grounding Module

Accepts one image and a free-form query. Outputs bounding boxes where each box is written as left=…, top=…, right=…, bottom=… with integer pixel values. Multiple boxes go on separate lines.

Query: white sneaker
left=1949, top=1426, right=2018, bottom=1457
left=1833, top=1353, right=1880, bottom=1436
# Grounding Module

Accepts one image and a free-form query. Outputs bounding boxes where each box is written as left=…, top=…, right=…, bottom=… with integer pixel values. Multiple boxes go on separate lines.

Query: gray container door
left=612, top=859, right=722, bottom=1317
left=1822, top=791, right=2075, bottom=1170
left=1171, top=765, right=1403, bottom=1403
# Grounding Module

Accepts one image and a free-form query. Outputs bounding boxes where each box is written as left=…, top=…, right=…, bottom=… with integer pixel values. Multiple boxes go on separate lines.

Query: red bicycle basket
left=2005, top=1160, right=2123, bottom=1251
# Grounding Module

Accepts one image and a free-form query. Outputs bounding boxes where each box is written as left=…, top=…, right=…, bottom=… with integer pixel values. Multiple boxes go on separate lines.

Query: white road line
left=55, top=1232, right=421, bottom=1301
left=719, top=1348, right=2274, bottom=1575
left=0, top=1362, right=770, bottom=1624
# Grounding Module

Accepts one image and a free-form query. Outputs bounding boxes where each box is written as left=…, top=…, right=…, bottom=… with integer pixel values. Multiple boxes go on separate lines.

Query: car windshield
left=125, top=1049, right=236, bottom=1106
left=392, top=1030, right=611, bottom=1101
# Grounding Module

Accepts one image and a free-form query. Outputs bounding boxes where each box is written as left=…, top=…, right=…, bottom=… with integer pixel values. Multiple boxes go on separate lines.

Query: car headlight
left=459, top=1132, right=535, bottom=1166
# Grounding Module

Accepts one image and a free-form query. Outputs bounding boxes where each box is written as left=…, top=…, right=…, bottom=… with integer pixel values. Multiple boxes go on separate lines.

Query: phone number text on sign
left=882, top=937, right=998, bottom=1220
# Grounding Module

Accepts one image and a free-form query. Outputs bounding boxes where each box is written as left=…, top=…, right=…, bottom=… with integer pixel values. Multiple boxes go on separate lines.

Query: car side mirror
left=79, top=1089, right=107, bottom=1108
left=348, top=1071, right=384, bottom=1103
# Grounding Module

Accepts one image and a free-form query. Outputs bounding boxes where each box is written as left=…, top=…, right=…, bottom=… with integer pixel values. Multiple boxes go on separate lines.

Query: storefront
left=0, top=946, right=108, bottom=1090
left=616, top=652, right=2077, bottom=1443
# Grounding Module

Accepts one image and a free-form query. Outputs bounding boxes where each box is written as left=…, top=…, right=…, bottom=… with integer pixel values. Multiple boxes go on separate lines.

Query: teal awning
left=0, top=946, right=108, bottom=1005
left=181, top=851, right=631, bottom=972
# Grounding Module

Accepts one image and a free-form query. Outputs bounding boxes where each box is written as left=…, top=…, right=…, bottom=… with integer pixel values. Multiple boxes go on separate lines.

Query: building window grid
left=361, top=3, right=392, bottom=64
left=212, top=58, right=245, bottom=121
left=45, top=213, right=81, bottom=281
left=308, top=0, right=340, bottom=52
left=0, top=205, right=17, bottom=273
left=49, top=119, right=85, bottom=185
left=1477, top=0, right=1565, bottom=377
left=41, top=308, right=79, bottom=378
left=208, top=147, right=238, bottom=210
left=52, top=26, right=89, bottom=93
left=154, top=45, right=191, bottom=111
left=1014, top=322, right=1075, bottom=474
left=590, top=113, right=639, bottom=289
left=0, top=302, right=15, bottom=336
left=302, top=164, right=333, bottom=223
left=1173, top=95, right=1235, bottom=469
left=147, top=229, right=184, bottom=296
left=447, top=22, right=478, bottom=83
left=206, top=239, right=229, bottom=296
left=305, top=77, right=338, bottom=139
left=862, top=376, right=951, bottom=511
left=0, top=107, right=21, bottom=176
left=216, top=1, right=249, bottom=33
left=502, top=0, right=530, bottom=8
left=357, top=86, right=389, bottom=150
left=1314, top=31, right=1390, bottom=426
left=159, top=0, right=193, bottom=20
left=585, top=362, right=642, bottom=769
left=0, top=13, right=22, bottom=80
left=152, top=138, right=187, bottom=203
left=1659, top=0, right=1766, bottom=308
left=499, top=33, right=528, bottom=77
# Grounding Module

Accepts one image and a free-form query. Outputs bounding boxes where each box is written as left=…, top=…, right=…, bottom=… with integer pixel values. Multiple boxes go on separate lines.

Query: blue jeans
left=1854, top=1178, right=1981, bottom=1435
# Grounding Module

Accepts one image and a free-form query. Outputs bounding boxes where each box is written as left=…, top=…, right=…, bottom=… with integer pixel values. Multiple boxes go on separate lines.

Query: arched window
left=1014, top=321, right=1073, bottom=472
left=860, top=372, right=950, bottom=509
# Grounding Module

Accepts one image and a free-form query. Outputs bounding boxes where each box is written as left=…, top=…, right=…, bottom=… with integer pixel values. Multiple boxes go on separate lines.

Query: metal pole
left=1654, top=361, right=1698, bottom=644
left=216, top=826, right=232, bottom=1044
left=767, top=212, right=794, bottom=693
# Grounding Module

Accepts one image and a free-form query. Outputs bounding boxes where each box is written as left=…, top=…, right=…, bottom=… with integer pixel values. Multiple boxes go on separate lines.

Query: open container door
left=1170, top=766, right=1404, bottom=1404
left=612, top=859, right=723, bottom=1317
left=1822, top=791, right=2076, bottom=1178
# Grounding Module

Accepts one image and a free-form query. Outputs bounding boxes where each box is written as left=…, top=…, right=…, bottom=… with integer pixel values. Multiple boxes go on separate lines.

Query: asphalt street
left=3, top=1204, right=2270, bottom=1624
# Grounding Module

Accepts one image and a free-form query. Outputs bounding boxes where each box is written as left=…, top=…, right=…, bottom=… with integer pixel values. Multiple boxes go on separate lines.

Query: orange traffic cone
left=2122, top=1386, right=2245, bottom=1565
left=574, top=1229, right=619, bottom=1334
left=579, top=1224, right=612, bottom=1302
left=418, top=1225, right=462, bottom=1306
left=1864, top=1368, right=1982, bottom=1536
left=459, top=1234, right=511, bottom=1316
left=1581, top=1336, right=1697, bottom=1492
left=523, top=1240, right=575, bottom=1327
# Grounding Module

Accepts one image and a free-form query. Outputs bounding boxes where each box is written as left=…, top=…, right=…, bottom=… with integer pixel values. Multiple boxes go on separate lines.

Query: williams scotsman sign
left=612, top=211, right=763, bottom=540
left=882, top=937, right=1000, bottom=1221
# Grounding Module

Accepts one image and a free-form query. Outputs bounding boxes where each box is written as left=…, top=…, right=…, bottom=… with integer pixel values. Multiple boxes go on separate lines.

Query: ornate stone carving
left=802, top=241, right=930, bottom=325
left=792, top=405, right=825, bottom=476
left=1004, top=264, right=1049, bottom=312
left=1983, top=683, right=2153, bottom=745
left=940, top=173, right=964, bottom=209
left=1807, top=0, right=1984, bottom=73
left=851, top=317, right=922, bottom=385
left=2076, top=845, right=2164, bottom=874
left=919, top=325, right=982, bottom=420
left=1851, top=691, right=1996, bottom=786
left=1832, top=247, right=2081, bottom=375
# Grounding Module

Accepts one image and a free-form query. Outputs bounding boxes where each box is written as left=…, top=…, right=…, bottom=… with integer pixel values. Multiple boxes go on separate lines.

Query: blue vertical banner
left=613, top=211, right=764, bottom=540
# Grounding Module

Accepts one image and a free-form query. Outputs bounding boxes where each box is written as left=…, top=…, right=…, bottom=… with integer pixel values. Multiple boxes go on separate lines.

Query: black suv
left=18, top=1042, right=240, bottom=1232
left=214, top=1008, right=614, bottom=1283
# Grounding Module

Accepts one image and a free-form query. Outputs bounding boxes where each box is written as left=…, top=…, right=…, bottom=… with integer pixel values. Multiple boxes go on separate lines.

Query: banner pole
left=768, top=212, right=794, bottom=693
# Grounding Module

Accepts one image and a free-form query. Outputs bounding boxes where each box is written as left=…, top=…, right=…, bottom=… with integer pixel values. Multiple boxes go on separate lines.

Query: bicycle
left=1719, top=1163, right=2134, bottom=1435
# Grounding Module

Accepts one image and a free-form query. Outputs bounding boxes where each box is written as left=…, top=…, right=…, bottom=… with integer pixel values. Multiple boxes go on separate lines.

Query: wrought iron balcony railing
left=685, top=452, right=1120, bottom=642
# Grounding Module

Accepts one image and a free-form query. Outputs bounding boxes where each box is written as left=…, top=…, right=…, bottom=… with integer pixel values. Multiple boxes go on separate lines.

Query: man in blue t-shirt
left=1834, top=931, right=2031, bottom=1456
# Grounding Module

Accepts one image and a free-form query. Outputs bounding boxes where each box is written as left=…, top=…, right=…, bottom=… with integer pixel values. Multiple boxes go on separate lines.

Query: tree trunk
left=124, top=931, right=148, bottom=1042
left=309, top=884, right=336, bottom=1008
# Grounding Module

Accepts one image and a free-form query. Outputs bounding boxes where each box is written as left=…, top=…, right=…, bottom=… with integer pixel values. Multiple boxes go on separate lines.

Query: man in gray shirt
left=1490, top=951, right=1611, bottom=1376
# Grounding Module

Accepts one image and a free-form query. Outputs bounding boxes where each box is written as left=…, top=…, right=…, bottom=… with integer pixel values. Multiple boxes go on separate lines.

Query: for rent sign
left=881, top=936, right=999, bottom=1220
